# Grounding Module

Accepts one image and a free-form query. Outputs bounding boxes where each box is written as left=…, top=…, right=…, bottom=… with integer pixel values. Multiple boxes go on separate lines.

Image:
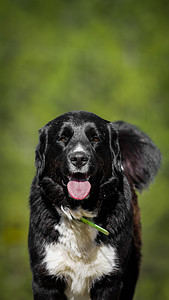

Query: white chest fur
left=43, top=216, right=118, bottom=300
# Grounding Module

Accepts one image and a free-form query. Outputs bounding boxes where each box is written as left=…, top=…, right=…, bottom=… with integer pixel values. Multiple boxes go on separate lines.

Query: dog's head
left=35, top=111, right=161, bottom=211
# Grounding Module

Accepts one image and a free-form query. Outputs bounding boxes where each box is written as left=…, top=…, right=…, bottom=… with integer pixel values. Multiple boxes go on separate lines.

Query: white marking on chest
left=43, top=217, right=118, bottom=299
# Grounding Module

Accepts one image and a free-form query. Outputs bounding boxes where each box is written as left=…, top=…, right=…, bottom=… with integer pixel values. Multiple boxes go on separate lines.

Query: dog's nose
left=69, top=151, right=89, bottom=168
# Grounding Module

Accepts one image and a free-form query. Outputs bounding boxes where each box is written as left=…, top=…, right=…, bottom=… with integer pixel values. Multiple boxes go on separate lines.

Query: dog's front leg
left=90, top=275, right=123, bottom=300
left=33, top=291, right=67, bottom=300
left=32, top=280, right=67, bottom=300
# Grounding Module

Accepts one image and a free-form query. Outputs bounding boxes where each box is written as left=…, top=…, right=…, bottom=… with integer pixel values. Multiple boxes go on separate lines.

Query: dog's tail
left=111, top=121, right=161, bottom=192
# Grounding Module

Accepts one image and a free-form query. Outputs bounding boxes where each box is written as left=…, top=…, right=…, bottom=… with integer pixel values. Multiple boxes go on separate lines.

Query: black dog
left=28, top=111, right=161, bottom=300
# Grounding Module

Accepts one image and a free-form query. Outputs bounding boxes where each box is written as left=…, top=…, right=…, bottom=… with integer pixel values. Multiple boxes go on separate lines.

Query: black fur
left=28, top=111, right=161, bottom=300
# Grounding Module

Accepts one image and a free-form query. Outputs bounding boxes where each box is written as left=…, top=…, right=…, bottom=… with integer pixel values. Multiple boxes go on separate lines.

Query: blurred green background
left=0, top=0, right=169, bottom=299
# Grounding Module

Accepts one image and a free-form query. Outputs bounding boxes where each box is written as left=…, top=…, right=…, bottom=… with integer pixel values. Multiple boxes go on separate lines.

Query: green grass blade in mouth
left=80, top=217, right=109, bottom=236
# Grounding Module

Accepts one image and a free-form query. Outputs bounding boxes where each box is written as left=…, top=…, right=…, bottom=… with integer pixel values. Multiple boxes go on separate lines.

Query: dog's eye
left=90, top=136, right=100, bottom=143
left=58, top=136, right=69, bottom=143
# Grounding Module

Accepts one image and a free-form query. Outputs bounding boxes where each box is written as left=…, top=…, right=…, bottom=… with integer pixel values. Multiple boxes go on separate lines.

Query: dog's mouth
left=63, top=173, right=91, bottom=200
left=67, top=180, right=91, bottom=200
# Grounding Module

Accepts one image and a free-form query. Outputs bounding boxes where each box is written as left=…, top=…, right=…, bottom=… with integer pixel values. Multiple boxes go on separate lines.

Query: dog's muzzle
left=65, top=151, right=91, bottom=200
left=69, top=151, right=89, bottom=168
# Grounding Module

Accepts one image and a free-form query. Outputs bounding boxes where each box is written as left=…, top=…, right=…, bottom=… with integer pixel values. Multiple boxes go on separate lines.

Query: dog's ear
left=112, top=121, right=161, bottom=191
left=35, top=125, right=49, bottom=177
left=108, top=124, right=123, bottom=178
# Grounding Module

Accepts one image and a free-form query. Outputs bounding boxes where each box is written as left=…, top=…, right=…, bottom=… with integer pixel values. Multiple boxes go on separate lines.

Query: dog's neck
left=58, top=206, right=97, bottom=220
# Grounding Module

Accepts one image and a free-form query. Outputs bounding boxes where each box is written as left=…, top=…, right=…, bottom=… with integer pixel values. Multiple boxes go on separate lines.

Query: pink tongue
left=67, top=180, right=91, bottom=200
